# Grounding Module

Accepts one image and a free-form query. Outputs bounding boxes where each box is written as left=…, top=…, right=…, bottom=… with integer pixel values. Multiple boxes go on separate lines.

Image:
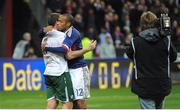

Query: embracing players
left=41, top=13, right=96, bottom=109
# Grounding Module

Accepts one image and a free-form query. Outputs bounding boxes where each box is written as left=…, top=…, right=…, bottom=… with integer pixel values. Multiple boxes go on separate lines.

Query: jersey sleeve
left=62, top=30, right=79, bottom=50
left=39, top=28, right=46, bottom=39
left=46, top=47, right=67, bottom=53
left=45, top=29, right=80, bottom=53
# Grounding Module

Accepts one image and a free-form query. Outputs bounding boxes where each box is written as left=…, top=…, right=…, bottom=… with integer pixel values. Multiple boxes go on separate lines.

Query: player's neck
left=53, top=24, right=59, bottom=30
left=65, top=26, right=72, bottom=32
left=53, top=26, right=58, bottom=31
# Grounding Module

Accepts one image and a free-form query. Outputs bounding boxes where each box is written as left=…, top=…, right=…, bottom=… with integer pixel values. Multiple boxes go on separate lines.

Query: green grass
left=0, top=85, right=180, bottom=109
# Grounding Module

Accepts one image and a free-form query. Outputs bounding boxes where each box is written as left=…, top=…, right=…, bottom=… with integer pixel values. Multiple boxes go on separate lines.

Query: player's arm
left=39, top=25, right=53, bottom=38
left=45, top=45, right=68, bottom=53
left=66, top=40, right=97, bottom=60
left=43, top=31, right=78, bottom=53
left=41, top=38, right=68, bottom=53
left=41, top=40, right=68, bottom=53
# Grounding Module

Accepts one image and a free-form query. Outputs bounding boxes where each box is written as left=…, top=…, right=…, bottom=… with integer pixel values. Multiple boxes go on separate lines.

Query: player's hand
left=41, top=38, right=48, bottom=51
left=87, top=40, right=97, bottom=51
left=65, top=48, right=72, bottom=59
left=44, top=25, right=53, bottom=33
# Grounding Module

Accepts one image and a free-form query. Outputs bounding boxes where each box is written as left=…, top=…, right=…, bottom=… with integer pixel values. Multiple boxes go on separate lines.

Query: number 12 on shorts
left=76, top=88, right=83, bottom=96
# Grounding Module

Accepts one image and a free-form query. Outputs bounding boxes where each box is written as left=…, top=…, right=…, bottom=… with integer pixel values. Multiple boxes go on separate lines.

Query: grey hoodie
left=139, top=28, right=161, bottom=42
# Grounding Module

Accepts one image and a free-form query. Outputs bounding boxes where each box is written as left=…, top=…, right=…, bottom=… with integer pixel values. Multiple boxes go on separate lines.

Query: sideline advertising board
left=0, top=58, right=135, bottom=91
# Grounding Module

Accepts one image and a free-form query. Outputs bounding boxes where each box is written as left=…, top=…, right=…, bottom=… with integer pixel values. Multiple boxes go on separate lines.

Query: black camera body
left=156, top=13, right=171, bottom=37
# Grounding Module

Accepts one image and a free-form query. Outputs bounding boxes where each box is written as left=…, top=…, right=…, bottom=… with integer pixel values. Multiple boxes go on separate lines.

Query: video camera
left=155, top=13, right=171, bottom=36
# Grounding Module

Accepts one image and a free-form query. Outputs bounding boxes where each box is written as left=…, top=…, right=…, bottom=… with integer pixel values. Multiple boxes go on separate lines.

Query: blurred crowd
left=13, top=32, right=37, bottom=59
left=13, top=0, right=180, bottom=59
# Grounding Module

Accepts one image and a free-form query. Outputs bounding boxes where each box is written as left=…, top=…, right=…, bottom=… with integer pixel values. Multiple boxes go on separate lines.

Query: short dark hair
left=48, top=13, right=60, bottom=26
left=63, top=14, right=74, bottom=26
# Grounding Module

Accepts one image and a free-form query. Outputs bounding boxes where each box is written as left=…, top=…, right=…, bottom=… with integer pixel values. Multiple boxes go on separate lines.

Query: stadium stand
left=1, top=0, right=180, bottom=58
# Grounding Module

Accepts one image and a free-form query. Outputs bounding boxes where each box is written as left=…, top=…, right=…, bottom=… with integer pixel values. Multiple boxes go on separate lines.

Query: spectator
left=74, top=13, right=84, bottom=34
left=12, top=32, right=32, bottom=59
left=13, top=0, right=180, bottom=59
left=172, top=7, right=180, bottom=28
left=65, top=0, right=76, bottom=14
left=113, top=26, right=125, bottom=49
left=173, top=26, right=180, bottom=51
left=105, top=4, right=115, bottom=13
left=121, top=14, right=131, bottom=33
left=94, top=0, right=105, bottom=33
left=98, top=35, right=116, bottom=58
left=99, top=26, right=113, bottom=44
left=82, top=36, right=94, bottom=59
left=124, top=32, right=133, bottom=46
left=24, top=46, right=37, bottom=59
left=114, top=13, right=121, bottom=26
left=129, top=4, right=145, bottom=33
left=95, top=39, right=101, bottom=58
left=121, top=2, right=129, bottom=19
left=149, top=0, right=161, bottom=15
left=86, top=26, right=97, bottom=40
left=45, top=0, right=65, bottom=13
left=105, top=12, right=116, bottom=34
left=87, top=8, right=96, bottom=29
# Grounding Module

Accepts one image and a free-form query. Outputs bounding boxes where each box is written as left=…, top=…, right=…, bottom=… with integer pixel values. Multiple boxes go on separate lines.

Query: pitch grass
left=0, top=85, right=180, bottom=109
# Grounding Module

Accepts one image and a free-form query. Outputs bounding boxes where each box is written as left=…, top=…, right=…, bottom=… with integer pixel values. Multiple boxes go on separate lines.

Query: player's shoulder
left=72, top=27, right=80, bottom=34
left=66, top=26, right=80, bottom=37
left=48, top=29, right=65, bottom=37
left=53, top=30, right=65, bottom=36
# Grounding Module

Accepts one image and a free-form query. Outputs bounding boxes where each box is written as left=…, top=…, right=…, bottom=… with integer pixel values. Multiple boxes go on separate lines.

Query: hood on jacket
left=139, top=28, right=161, bottom=42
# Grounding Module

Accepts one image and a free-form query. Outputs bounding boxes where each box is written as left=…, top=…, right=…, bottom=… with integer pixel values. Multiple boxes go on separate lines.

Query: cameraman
left=126, top=11, right=177, bottom=109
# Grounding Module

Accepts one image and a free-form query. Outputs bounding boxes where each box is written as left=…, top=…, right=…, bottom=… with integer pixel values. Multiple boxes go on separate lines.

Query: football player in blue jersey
left=41, top=14, right=96, bottom=109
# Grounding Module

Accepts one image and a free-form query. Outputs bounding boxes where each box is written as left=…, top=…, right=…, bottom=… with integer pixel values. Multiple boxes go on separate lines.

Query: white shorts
left=69, top=66, right=90, bottom=100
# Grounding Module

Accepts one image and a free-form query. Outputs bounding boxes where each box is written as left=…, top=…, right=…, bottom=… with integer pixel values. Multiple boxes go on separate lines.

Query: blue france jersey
left=63, top=27, right=87, bottom=68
